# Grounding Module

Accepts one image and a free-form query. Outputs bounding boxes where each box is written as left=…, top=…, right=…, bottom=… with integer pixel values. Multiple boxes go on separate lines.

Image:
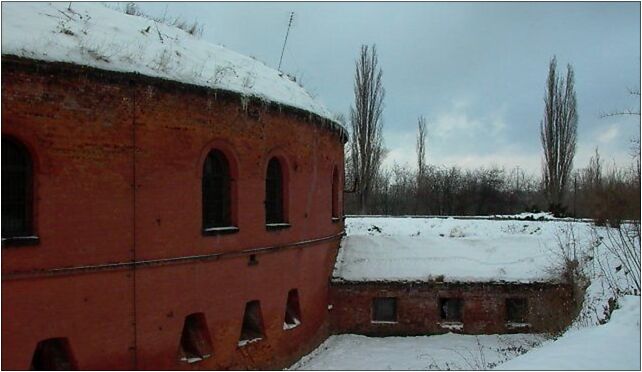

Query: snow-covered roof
left=333, top=216, right=594, bottom=284
left=1, top=2, right=343, bottom=134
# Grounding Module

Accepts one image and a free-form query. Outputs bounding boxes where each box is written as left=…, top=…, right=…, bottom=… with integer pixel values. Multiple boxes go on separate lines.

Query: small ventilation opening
left=179, top=313, right=213, bottom=363
left=239, top=300, right=265, bottom=346
left=283, top=289, right=302, bottom=330
left=372, top=297, right=397, bottom=322
left=248, top=254, right=258, bottom=266
left=506, top=298, right=528, bottom=323
left=30, top=337, right=77, bottom=370
left=440, top=298, right=463, bottom=322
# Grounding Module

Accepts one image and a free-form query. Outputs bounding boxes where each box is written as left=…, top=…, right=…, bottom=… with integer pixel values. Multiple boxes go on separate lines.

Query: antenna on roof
left=278, top=12, right=295, bottom=71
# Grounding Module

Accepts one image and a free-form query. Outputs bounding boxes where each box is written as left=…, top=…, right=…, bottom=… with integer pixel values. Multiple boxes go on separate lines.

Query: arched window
left=2, top=137, right=33, bottom=239
left=332, top=166, right=340, bottom=219
left=265, top=158, right=284, bottom=224
left=202, top=150, right=231, bottom=229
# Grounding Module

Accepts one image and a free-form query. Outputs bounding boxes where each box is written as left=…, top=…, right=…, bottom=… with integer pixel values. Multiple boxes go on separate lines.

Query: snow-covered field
left=334, top=215, right=594, bottom=283
left=1, top=2, right=339, bottom=125
left=292, top=216, right=641, bottom=370
left=290, top=333, right=547, bottom=370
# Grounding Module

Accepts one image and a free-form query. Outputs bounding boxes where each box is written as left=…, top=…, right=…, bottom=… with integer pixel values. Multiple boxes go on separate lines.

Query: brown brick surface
left=2, top=58, right=344, bottom=370
left=329, top=281, right=575, bottom=336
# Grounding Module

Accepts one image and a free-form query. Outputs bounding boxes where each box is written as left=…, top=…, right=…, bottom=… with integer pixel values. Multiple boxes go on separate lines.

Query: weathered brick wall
left=329, top=281, right=575, bottom=336
left=2, top=58, right=344, bottom=370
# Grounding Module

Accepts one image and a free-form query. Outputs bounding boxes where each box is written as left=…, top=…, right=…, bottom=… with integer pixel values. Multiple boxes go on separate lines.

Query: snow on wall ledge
left=1, top=2, right=341, bottom=129
left=333, top=217, right=594, bottom=283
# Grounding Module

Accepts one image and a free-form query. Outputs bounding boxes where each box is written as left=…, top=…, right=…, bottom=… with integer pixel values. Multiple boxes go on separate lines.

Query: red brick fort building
left=2, top=3, right=346, bottom=369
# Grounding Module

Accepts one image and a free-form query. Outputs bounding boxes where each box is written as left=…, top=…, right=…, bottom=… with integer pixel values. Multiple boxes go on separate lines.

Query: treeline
left=343, top=45, right=639, bottom=222
left=344, top=150, right=640, bottom=222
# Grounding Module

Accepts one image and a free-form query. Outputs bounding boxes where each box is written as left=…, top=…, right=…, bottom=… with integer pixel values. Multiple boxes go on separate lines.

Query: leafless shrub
left=114, top=2, right=204, bottom=38
left=153, top=49, right=173, bottom=73
left=448, top=337, right=489, bottom=370
left=79, top=40, right=114, bottom=63
left=211, top=65, right=238, bottom=85
left=545, top=223, right=590, bottom=330
left=593, top=223, right=641, bottom=296
left=241, top=72, right=255, bottom=89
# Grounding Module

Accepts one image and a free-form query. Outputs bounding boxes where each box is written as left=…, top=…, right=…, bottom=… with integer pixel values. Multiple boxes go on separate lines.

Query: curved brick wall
left=1, top=57, right=345, bottom=370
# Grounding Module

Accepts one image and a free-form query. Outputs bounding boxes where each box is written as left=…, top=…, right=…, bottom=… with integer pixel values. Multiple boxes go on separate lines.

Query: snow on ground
left=293, top=217, right=640, bottom=370
left=289, top=333, right=547, bottom=370
left=334, top=216, right=595, bottom=283
left=1, top=2, right=340, bottom=126
left=496, top=295, right=640, bottom=370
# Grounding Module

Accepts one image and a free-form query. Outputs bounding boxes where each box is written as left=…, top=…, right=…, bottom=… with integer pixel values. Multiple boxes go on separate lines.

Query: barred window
left=202, top=150, right=231, bottom=229
left=2, top=138, right=33, bottom=239
left=265, top=158, right=284, bottom=224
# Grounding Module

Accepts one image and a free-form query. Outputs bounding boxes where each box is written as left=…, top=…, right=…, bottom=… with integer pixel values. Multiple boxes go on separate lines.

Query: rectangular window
left=506, top=298, right=528, bottom=323
left=372, top=297, right=397, bottom=322
left=440, top=298, right=463, bottom=322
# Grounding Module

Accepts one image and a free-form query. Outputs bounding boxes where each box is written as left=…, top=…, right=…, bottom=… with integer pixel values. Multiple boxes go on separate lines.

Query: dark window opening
left=506, top=298, right=529, bottom=323
left=202, top=150, right=232, bottom=229
left=265, top=158, right=284, bottom=224
left=179, top=313, right=213, bottom=363
left=372, top=297, right=397, bottom=322
left=283, top=289, right=302, bottom=330
left=440, top=298, right=463, bottom=322
left=331, top=167, right=340, bottom=219
left=2, top=138, right=33, bottom=239
left=248, top=254, right=258, bottom=266
left=30, top=338, right=77, bottom=370
left=239, top=301, right=265, bottom=346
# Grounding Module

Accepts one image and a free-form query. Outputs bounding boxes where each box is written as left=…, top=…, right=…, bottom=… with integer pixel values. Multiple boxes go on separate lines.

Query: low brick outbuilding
left=330, top=280, right=575, bottom=336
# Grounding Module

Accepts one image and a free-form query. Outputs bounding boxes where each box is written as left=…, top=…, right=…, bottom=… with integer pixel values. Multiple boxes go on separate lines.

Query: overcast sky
left=137, top=2, right=640, bottom=175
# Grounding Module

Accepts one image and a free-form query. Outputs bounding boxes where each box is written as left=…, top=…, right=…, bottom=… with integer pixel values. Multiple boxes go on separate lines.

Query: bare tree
left=350, top=45, right=386, bottom=214
left=416, top=116, right=427, bottom=182
left=540, top=56, right=578, bottom=216
left=415, top=116, right=428, bottom=214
